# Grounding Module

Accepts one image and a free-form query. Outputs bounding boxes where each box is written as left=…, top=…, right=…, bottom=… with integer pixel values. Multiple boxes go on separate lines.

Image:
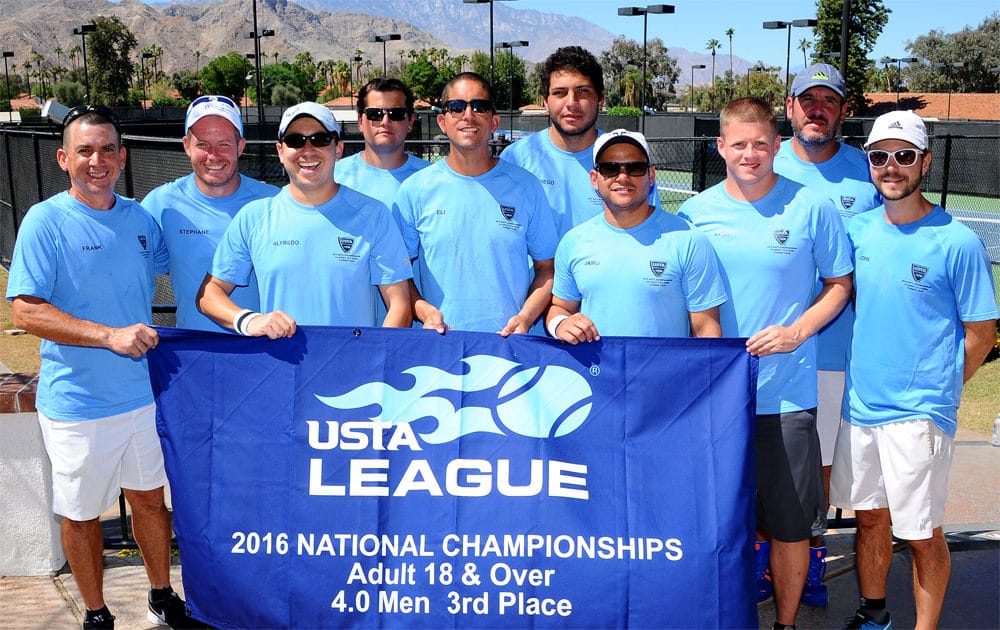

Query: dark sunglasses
left=443, top=99, right=495, bottom=115
left=62, top=105, right=121, bottom=133
left=190, top=95, right=239, bottom=110
left=866, top=148, right=923, bottom=168
left=281, top=132, right=337, bottom=148
left=363, top=107, right=409, bottom=122
left=595, top=161, right=649, bottom=178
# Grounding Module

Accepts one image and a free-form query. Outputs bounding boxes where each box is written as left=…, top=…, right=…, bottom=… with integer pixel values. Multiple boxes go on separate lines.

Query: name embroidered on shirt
left=273, top=240, right=300, bottom=246
left=179, top=229, right=210, bottom=235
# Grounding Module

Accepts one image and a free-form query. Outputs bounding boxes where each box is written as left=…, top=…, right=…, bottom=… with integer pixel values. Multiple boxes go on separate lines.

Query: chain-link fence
left=2, top=129, right=998, bottom=312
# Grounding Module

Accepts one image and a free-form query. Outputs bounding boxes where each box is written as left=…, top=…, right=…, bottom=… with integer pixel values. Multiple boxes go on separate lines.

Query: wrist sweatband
left=233, top=309, right=260, bottom=336
left=547, top=315, right=569, bottom=338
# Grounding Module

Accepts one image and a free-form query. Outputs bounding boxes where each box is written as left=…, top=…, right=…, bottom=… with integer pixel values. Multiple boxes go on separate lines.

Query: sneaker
left=801, top=545, right=829, bottom=606
left=755, top=540, right=773, bottom=602
left=83, top=606, right=115, bottom=630
left=147, top=587, right=202, bottom=629
left=844, top=609, right=893, bottom=629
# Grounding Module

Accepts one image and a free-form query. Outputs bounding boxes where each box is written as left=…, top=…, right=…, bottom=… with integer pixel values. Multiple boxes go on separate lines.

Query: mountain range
left=0, top=0, right=759, bottom=86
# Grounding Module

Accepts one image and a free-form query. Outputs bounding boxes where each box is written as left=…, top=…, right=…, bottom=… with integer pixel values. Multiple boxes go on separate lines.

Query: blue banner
left=149, top=327, right=758, bottom=629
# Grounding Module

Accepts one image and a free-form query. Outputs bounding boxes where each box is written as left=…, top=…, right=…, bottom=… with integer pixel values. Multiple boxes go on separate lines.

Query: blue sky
left=512, top=0, right=997, bottom=72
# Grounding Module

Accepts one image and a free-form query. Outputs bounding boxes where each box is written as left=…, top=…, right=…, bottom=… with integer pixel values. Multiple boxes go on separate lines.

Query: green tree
left=271, top=83, right=301, bottom=107
left=814, top=0, right=891, bottom=114
left=87, top=15, right=138, bottom=105
left=470, top=50, right=528, bottom=110
left=725, top=27, right=735, bottom=100
left=905, top=13, right=1000, bottom=93
left=798, top=38, right=811, bottom=68
left=260, top=62, right=317, bottom=103
left=706, top=38, right=720, bottom=111
left=54, top=81, right=86, bottom=106
left=200, top=51, right=252, bottom=102
left=172, top=69, right=201, bottom=101
left=599, top=36, right=680, bottom=110
left=402, top=54, right=441, bottom=103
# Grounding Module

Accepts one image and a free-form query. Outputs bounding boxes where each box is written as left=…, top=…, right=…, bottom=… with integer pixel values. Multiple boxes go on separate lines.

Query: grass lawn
left=0, top=268, right=997, bottom=436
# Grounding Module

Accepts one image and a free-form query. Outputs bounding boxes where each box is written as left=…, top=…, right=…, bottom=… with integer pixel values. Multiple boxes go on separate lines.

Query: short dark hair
left=356, top=77, right=416, bottom=115
left=441, top=72, right=494, bottom=104
left=539, top=46, right=604, bottom=97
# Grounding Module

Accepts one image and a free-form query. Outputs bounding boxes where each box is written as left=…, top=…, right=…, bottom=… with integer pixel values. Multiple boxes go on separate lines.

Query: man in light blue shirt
left=198, top=102, right=412, bottom=336
left=772, top=63, right=882, bottom=607
left=143, top=95, right=279, bottom=332
left=833, top=110, right=998, bottom=630
left=679, top=97, right=852, bottom=630
left=393, top=73, right=558, bottom=335
left=548, top=129, right=725, bottom=342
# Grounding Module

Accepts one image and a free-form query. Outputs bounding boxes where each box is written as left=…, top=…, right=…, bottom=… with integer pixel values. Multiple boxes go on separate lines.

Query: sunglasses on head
left=363, top=107, right=409, bottom=122
left=443, top=99, right=495, bottom=115
left=62, top=104, right=121, bottom=132
left=281, top=132, right=337, bottom=148
left=190, top=95, right=239, bottom=110
left=866, top=148, right=923, bottom=168
left=595, top=161, right=649, bottom=178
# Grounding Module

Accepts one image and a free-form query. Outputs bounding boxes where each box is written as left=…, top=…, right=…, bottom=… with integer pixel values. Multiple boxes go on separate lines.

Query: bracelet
left=233, top=309, right=260, bottom=336
left=547, top=315, right=569, bottom=338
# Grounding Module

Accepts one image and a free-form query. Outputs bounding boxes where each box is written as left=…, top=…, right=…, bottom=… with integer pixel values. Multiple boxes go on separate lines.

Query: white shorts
left=816, top=370, right=845, bottom=466
left=830, top=418, right=952, bottom=540
left=38, top=403, right=166, bottom=521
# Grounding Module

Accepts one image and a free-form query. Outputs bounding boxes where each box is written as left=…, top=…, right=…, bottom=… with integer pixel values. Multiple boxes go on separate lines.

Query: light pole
left=140, top=51, right=153, bottom=111
left=618, top=4, right=675, bottom=133
left=370, top=34, right=401, bottom=77
left=934, top=61, right=964, bottom=120
left=883, top=56, right=919, bottom=107
left=497, top=40, right=528, bottom=138
left=810, top=51, right=841, bottom=65
left=689, top=64, right=705, bottom=112
left=762, top=18, right=817, bottom=101
left=73, top=24, right=96, bottom=104
left=2, top=52, right=12, bottom=112
left=463, top=0, right=519, bottom=89
left=245, top=0, right=275, bottom=136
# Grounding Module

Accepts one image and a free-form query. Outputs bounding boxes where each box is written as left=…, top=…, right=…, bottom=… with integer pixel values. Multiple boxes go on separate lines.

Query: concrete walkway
left=2, top=429, right=997, bottom=629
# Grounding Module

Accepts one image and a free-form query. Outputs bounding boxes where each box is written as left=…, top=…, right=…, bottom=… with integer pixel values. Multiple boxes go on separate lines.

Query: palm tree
left=725, top=28, right=734, bottom=100
left=69, top=46, right=80, bottom=73
left=194, top=50, right=201, bottom=74
left=706, top=38, right=720, bottom=111
left=53, top=46, right=63, bottom=82
left=798, top=38, right=811, bottom=68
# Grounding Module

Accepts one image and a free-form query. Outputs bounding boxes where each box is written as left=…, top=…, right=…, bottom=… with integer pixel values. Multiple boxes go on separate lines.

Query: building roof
left=864, top=92, right=999, bottom=122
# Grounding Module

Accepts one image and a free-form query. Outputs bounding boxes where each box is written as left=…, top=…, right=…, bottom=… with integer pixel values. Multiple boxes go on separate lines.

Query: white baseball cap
left=185, top=95, right=243, bottom=137
left=865, top=110, right=928, bottom=151
left=278, top=102, right=341, bottom=139
left=593, top=129, right=652, bottom=164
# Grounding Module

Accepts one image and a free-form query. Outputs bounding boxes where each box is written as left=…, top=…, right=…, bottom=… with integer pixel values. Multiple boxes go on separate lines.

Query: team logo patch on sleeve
left=500, top=205, right=516, bottom=221
left=137, top=234, right=147, bottom=249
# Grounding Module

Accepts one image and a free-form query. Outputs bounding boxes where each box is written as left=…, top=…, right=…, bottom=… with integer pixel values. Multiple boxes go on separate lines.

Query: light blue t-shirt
left=6, top=192, right=169, bottom=421
left=678, top=177, right=853, bottom=414
left=554, top=210, right=727, bottom=337
left=393, top=159, right=559, bottom=333
left=212, top=186, right=412, bottom=327
left=336, top=152, right=430, bottom=325
left=142, top=173, right=279, bottom=332
left=774, top=140, right=881, bottom=370
left=499, top=129, right=605, bottom=237
left=844, top=206, right=998, bottom=436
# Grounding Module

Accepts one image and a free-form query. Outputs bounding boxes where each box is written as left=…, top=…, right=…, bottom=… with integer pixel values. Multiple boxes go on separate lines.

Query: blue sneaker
left=801, top=545, right=829, bottom=606
left=754, top=540, right=772, bottom=602
left=844, top=609, right=892, bottom=629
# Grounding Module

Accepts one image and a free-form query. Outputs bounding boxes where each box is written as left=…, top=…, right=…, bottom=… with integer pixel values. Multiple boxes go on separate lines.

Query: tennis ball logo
left=494, top=364, right=593, bottom=439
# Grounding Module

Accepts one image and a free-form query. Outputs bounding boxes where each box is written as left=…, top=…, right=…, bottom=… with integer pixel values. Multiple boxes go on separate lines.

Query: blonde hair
left=720, top=97, right=778, bottom=135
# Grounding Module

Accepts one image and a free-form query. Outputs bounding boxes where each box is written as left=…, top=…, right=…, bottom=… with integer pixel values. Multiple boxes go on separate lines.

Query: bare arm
left=689, top=306, right=723, bottom=338
left=407, top=277, right=448, bottom=334
left=746, top=274, right=852, bottom=357
left=378, top=281, right=413, bottom=328
left=196, top=274, right=296, bottom=339
left=962, top=319, right=997, bottom=383
left=12, top=295, right=158, bottom=358
left=499, top=258, right=555, bottom=337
